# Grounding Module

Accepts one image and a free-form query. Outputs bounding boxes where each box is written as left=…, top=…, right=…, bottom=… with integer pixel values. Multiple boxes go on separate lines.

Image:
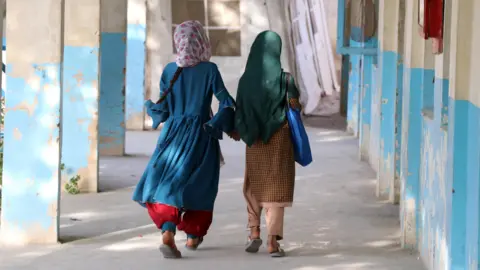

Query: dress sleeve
left=145, top=69, right=170, bottom=129
left=204, top=65, right=236, bottom=139
left=286, top=73, right=302, bottom=110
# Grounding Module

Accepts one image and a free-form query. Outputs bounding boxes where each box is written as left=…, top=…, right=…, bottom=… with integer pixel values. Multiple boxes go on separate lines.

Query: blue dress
left=132, top=62, right=235, bottom=211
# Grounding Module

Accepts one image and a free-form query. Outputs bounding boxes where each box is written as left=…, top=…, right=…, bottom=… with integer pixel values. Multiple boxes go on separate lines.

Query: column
left=0, top=0, right=63, bottom=245
left=358, top=1, right=379, bottom=162
left=99, top=0, right=127, bottom=156
left=358, top=38, right=376, bottom=162
left=346, top=0, right=370, bottom=137
left=346, top=41, right=361, bottom=136
left=377, top=0, right=401, bottom=202
left=126, top=0, right=146, bottom=131
left=465, top=1, right=480, bottom=267
left=447, top=0, right=477, bottom=268
left=0, top=0, right=4, bottom=97
left=144, top=0, right=172, bottom=130
left=62, top=0, right=100, bottom=193
left=399, top=0, right=425, bottom=250
left=393, top=0, right=406, bottom=204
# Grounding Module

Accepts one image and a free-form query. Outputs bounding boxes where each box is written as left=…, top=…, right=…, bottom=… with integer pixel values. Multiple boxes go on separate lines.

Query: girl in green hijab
left=235, top=30, right=301, bottom=258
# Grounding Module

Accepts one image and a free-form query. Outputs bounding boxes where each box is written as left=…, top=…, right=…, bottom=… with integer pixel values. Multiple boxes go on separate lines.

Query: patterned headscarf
left=173, top=20, right=212, bottom=67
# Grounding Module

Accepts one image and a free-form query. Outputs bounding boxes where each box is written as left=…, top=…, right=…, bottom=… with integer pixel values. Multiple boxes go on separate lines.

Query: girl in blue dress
left=132, top=20, right=237, bottom=258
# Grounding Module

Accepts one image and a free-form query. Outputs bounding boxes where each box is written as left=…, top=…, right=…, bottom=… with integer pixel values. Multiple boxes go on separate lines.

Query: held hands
left=289, top=98, right=302, bottom=110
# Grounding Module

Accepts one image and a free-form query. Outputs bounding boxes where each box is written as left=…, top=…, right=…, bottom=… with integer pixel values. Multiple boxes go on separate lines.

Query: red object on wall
left=418, top=0, right=444, bottom=54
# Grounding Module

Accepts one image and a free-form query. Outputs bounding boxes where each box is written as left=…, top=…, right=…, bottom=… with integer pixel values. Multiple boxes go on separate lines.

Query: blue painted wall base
left=126, top=23, right=146, bottom=131
left=1, top=63, right=62, bottom=244
left=62, top=45, right=100, bottom=193
left=99, top=32, right=126, bottom=156
left=378, top=50, right=400, bottom=202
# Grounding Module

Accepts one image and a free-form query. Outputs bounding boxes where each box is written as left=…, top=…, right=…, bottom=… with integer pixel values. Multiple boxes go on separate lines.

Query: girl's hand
left=289, top=98, right=302, bottom=110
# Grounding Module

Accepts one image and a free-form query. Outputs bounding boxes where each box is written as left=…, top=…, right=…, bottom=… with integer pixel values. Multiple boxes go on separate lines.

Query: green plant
left=61, top=163, right=81, bottom=195
left=64, top=175, right=81, bottom=195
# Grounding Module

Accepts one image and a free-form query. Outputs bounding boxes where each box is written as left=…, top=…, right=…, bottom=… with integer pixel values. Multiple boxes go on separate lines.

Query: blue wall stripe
left=99, top=32, right=126, bottom=156
left=422, top=70, right=435, bottom=113
left=400, top=68, right=423, bottom=249
left=1, top=63, right=61, bottom=239
left=447, top=99, right=468, bottom=269
left=465, top=101, right=480, bottom=268
left=395, top=63, right=404, bottom=187
left=379, top=51, right=398, bottom=199
left=126, top=23, right=146, bottom=130
left=359, top=37, right=377, bottom=160
left=347, top=39, right=362, bottom=135
left=62, top=45, right=99, bottom=192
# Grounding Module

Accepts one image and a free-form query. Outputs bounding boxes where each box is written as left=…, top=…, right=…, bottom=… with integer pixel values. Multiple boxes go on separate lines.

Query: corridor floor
left=0, top=116, right=425, bottom=270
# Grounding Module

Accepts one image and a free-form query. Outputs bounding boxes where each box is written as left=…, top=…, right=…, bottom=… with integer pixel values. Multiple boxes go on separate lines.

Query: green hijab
left=235, top=31, right=286, bottom=147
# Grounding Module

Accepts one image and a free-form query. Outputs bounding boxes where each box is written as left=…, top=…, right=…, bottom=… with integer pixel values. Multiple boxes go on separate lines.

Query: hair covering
left=173, top=20, right=212, bottom=67
left=234, top=30, right=285, bottom=146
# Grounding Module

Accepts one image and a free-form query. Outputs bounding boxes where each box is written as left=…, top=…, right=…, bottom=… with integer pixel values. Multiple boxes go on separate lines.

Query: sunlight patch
left=43, top=83, right=61, bottom=107
left=41, top=143, right=60, bottom=167
left=38, top=177, right=59, bottom=201
left=38, top=113, right=56, bottom=128
left=1, top=172, right=28, bottom=197
left=80, top=84, right=98, bottom=100
left=316, top=135, right=353, bottom=143
left=364, top=239, right=397, bottom=248
left=101, top=241, right=153, bottom=252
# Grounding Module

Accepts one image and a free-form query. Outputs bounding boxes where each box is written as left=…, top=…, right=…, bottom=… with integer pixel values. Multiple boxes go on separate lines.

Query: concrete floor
left=0, top=116, right=425, bottom=270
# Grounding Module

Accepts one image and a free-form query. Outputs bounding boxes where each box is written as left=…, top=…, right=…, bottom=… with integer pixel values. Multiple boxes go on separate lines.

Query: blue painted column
left=347, top=40, right=361, bottom=136
left=447, top=1, right=479, bottom=268
left=0, top=2, right=4, bottom=101
left=446, top=67, right=469, bottom=269
left=377, top=0, right=401, bottom=202
left=399, top=0, right=425, bottom=249
left=462, top=3, right=480, bottom=269
left=369, top=55, right=381, bottom=173
left=0, top=0, right=63, bottom=244
left=126, top=0, right=146, bottom=131
left=358, top=38, right=378, bottom=161
left=393, top=1, right=405, bottom=205
left=62, top=0, right=100, bottom=193
left=99, top=0, right=127, bottom=156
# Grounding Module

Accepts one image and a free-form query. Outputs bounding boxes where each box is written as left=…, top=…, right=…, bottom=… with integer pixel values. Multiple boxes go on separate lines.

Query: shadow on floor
left=0, top=115, right=423, bottom=269
left=303, top=113, right=347, bottom=131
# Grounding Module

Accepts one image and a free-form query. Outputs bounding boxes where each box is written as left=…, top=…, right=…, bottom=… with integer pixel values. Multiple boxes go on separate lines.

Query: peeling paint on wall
left=62, top=46, right=99, bottom=193
left=369, top=64, right=381, bottom=173
left=359, top=38, right=377, bottom=162
left=347, top=40, right=361, bottom=136
left=1, top=63, right=62, bottom=244
left=400, top=67, right=423, bottom=249
left=378, top=51, right=398, bottom=201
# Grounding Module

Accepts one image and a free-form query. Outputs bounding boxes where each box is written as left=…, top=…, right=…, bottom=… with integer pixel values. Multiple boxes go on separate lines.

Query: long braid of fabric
left=156, top=67, right=183, bottom=104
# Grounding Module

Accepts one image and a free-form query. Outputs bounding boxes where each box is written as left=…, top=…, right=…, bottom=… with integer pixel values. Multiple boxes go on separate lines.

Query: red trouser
left=146, top=203, right=213, bottom=237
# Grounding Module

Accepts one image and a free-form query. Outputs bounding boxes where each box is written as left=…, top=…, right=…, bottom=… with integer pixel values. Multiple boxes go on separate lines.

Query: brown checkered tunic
left=243, top=122, right=295, bottom=205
